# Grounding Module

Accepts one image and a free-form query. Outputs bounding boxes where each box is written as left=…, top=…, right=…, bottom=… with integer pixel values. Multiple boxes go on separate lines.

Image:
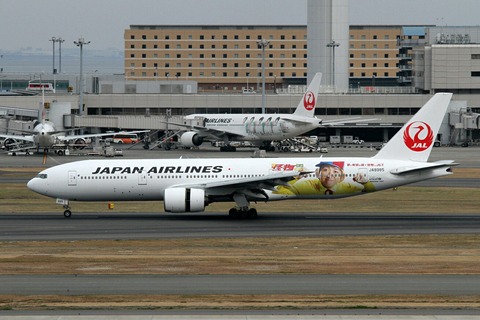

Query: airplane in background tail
left=167, top=72, right=374, bottom=151
left=172, top=72, right=324, bottom=151
left=27, top=93, right=456, bottom=218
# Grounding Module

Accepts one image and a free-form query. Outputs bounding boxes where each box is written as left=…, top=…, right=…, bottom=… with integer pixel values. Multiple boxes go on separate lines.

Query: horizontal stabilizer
left=390, top=160, right=458, bottom=175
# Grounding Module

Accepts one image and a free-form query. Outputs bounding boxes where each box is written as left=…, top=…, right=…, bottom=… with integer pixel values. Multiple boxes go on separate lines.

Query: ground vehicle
left=242, top=88, right=256, bottom=94
left=353, top=138, right=365, bottom=144
left=112, top=133, right=140, bottom=144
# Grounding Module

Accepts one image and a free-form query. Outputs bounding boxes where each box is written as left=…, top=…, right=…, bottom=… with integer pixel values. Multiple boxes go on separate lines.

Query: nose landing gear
left=57, top=199, right=72, bottom=218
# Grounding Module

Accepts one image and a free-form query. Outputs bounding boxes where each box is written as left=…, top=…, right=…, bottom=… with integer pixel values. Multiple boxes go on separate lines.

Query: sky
left=1, top=0, right=480, bottom=53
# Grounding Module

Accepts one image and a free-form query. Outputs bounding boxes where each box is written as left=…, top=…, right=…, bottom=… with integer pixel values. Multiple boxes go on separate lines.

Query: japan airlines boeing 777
left=171, top=72, right=369, bottom=151
left=28, top=93, right=456, bottom=218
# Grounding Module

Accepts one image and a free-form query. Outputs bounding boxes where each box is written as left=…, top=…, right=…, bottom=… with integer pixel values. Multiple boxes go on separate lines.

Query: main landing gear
left=229, top=193, right=258, bottom=219
left=228, top=207, right=258, bottom=219
left=219, top=145, right=236, bottom=152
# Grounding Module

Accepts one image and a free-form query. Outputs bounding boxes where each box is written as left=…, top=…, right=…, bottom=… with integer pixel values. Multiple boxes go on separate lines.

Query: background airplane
left=0, top=121, right=148, bottom=154
left=27, top=93, right=455, bottom=218
left=1, top=97, right=148, bottom=156
left=165, top=73, right=371, bottom=152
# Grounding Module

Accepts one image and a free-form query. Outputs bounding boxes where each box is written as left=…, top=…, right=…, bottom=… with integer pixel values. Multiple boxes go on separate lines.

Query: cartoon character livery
left=274, top=161, right=375, bottom=196
left=28, top=93, right=456, bottom=218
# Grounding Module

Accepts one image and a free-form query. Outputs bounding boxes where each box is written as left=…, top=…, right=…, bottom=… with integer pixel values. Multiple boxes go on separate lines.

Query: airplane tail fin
left=293, top=72, right=322, bottom=118
left=374, top=93, right=452, bottom=162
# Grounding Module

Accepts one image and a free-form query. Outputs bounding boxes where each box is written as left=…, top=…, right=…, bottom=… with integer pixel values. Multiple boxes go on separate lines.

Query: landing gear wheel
left=228, top=207, right=257, bottom=219
left=247, top=208, right=258, bottom=218
left=229, top=208, right=238, bottom=217
left=62, top=204, right=72, bottom=218
left=220, top=145, right=236, bottom=152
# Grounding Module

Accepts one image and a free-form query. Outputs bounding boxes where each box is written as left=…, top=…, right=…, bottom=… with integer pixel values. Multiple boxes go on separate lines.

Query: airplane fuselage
left=26, top=93, right=456, bottom=218
left=184, top=113, right=322, bottom=142
left=32, top=121, right=57, bottom=149
left=28, top=157, right=452, bottom=203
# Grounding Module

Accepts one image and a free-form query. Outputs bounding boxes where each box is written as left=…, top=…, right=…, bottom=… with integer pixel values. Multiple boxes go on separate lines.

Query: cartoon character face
left=317, top=164, right=345, bottom=189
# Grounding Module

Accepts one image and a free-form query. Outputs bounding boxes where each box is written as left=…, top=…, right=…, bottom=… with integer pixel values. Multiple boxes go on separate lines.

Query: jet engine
left=164, top=187, right=206, bottom=213
left=2, top=138, right=17, bottom=150
left=180, top=131, right=204, bottom=147
left=73, top=138, right=87, bottom=150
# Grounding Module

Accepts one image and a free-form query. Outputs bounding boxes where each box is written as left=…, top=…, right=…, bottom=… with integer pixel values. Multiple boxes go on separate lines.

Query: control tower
left=307, top=0, right=349, bottom=92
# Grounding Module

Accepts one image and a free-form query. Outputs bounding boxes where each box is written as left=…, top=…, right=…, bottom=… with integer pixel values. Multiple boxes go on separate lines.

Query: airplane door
left=68, top=171, right=77, bottom=186
left=138, top=171, right=147, bottom=185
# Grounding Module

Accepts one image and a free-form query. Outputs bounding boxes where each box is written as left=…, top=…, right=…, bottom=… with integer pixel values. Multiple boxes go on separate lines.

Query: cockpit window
left=36, top=173, right=47, bottom=179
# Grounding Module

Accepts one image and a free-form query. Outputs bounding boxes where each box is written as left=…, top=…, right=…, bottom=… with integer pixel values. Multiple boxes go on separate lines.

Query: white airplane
left=170, top=72, right=369, bottom=152
left=28, top=93, right=456, bottom=218
left=1, top=107, right=148, bottom=155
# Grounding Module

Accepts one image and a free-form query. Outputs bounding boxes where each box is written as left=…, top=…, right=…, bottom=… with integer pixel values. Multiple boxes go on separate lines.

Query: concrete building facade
left=125, top=24, right=416, bottom=92
left=307, top=0, right=349, bottom=92
left=414, top=26, right=480, bottom=94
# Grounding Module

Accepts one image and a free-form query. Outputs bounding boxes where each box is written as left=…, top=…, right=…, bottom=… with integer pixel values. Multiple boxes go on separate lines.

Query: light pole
left=326, top=40, right=340, bottom=89
left=74, top=37, right=91, bottom=116
left=257, top=39, right=270, bottom=114
left=274, top=74, right=277, bottom=94
left=50, top=37, right=57, bottom=74
left=57, top=38, right=65, bottom=73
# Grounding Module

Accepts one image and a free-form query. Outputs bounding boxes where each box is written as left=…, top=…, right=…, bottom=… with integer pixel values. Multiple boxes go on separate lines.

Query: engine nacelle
left=180, top=131, right=204, bottom=147
left=3, top=138, right=17, bottom=150
left=164, top=187, right=206, bottom=213
left=73, top=138, right=87, bottom=150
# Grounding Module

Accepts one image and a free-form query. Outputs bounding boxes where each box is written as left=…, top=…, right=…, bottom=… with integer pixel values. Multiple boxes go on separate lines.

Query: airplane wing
left=390, top=160, right=459, bottom=175
left=0, top=134, right=35, bottom=143
left=162, top=121, right=244, bottom=139
left=278, top=116, right=322, bottom=126
left=274, top=116, right=376, bottom=127
left=55, top=130, right=150, bottom=142
left=322, top=117, right=378, bottom=126
left=169, top=170, right=311, bottom=200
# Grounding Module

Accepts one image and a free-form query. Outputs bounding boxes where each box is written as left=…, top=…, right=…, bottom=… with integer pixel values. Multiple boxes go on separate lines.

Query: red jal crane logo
left=303, top=91, right=316, bottom=111
left=403, top=121, right=434, bottom=152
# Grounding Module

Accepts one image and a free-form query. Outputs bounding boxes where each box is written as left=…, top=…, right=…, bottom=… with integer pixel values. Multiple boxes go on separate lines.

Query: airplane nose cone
left=27, top=177, right=44, bottom=195
left=27, top=178, right=37, bottom=192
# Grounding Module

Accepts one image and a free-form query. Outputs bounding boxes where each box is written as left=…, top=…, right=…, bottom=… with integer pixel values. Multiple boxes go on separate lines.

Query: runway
left=1, top=213, right=479, bottom=241
left=1, top=274, right=479, bottom=295
left=2, top=144, right=480, bottom=167
left=1, top=147, right=480, bottom=317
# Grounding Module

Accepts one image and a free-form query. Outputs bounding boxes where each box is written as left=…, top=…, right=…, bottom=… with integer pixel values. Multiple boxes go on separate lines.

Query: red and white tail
left=293, top=72, right=322, bottom=118
left=374, top=93, right=453, bottom=162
